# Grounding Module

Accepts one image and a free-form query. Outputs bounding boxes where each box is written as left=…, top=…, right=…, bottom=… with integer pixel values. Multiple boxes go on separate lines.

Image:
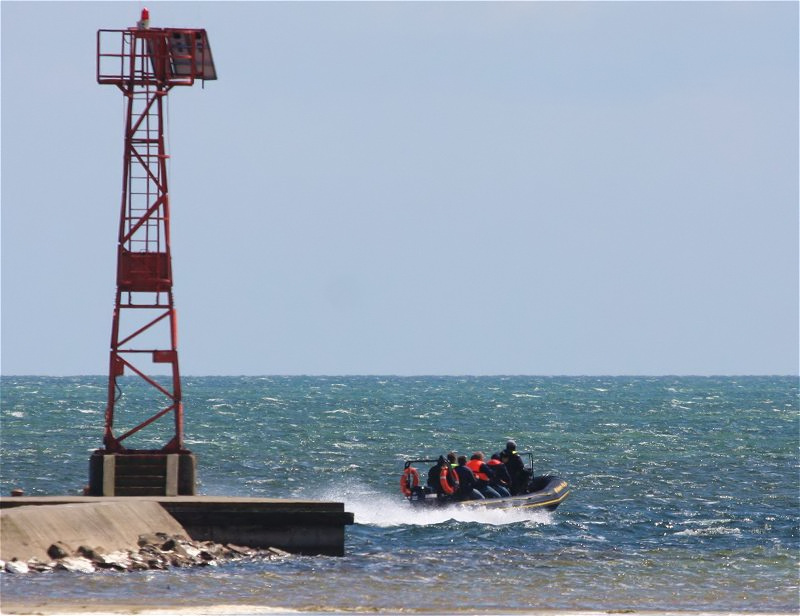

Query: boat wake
left=315, top=485, right=554, bottom=527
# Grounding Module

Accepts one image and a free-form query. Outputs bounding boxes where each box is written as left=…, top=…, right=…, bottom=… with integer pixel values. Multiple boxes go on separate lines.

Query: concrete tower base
left=88, top=451, right=196, bottom=496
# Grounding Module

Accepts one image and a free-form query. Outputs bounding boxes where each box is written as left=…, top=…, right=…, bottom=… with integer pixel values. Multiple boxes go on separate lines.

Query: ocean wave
left=673, top=526, right=743, bottom=537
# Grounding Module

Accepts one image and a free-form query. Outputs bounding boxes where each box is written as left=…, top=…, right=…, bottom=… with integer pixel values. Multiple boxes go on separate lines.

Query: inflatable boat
left=400, top=454, right=569, bottom=511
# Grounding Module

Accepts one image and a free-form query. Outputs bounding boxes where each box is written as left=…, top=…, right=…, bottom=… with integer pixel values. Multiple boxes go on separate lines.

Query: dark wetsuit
left=427, top=464, right=440, bottom=492
left=428, top=456, right=457, bottom=497
left=504, top=451, right=530, bottom=495
left=487, top=460, right=512, bottom=496
left=454, top=464, right=484, bottom=500
left=489, top=461, right=512, bottom=489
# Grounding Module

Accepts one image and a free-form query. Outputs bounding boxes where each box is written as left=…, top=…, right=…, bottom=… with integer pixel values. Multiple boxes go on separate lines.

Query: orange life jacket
left=466, top=459, right=489, bottom=482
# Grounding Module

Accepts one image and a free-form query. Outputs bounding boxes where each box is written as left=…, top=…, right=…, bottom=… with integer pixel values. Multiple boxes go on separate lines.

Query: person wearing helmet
left=502, top=440, right=531, bottom=495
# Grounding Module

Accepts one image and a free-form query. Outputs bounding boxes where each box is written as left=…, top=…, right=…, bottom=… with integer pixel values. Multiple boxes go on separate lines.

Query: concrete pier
left=0, top=500, right=188, bottom=563
left=0, top=496, right=355, bottom=558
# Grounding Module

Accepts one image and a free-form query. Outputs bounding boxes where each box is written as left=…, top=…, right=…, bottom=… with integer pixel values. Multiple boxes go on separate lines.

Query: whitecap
left=688, top=518, right=734, bottom=527
left=674, top=526, right=742, bottom=537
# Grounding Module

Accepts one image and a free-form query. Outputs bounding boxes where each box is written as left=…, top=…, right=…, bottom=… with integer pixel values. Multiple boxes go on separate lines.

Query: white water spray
left=315, top=484, right=555, bottom=527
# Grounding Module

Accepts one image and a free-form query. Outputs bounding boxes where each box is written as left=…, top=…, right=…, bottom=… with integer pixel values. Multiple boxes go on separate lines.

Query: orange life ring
left=439, top=465, right=459, bottom=495
left=400, top=467, right=420, bottom=497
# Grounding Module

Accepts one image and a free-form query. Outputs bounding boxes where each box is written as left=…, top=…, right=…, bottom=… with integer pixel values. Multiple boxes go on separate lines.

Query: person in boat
left=467, top=452, right=507, bottom=498
left=428, top=455, right=459, bottom=498
left=427, top=458, right=441, bottom=492
left=488, top=453, right=513, bottom=495
left=502, top=440, right=532, bottom=495
left=454, top=455, right=485, bottom=500
left=447, top=451, right=458, bottom=469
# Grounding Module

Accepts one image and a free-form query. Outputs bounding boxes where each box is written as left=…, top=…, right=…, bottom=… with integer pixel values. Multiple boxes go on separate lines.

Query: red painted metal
left=97, top=13, right=216, bottom=454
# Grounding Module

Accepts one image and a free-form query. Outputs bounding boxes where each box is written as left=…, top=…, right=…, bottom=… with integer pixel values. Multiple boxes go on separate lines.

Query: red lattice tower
left=96, top=9, right=216, bottom=456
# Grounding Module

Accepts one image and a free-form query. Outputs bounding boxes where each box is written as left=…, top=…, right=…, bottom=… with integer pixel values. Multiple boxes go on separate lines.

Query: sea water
left=0, top=375, right=797, bottom=613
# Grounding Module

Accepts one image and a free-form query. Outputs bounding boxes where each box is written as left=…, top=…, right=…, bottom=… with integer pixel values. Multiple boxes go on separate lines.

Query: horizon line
left=1, top=373, right=797, bottom=379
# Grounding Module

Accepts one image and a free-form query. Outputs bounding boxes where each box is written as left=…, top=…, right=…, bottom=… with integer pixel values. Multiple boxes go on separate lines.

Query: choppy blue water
left=1, top=375, right=798, bottom=613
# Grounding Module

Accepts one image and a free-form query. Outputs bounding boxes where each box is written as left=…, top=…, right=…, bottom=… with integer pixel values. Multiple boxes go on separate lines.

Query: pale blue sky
left=2, top=1, right=798, bottom=376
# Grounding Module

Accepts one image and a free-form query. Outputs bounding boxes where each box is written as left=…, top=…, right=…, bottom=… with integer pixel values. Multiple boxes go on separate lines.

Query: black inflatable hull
left=408, top=475, right=569, bottom=511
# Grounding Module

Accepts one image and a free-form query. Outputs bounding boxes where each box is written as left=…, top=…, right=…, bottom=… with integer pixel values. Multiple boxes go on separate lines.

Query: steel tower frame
left=97, top=13, right=216, bottom=454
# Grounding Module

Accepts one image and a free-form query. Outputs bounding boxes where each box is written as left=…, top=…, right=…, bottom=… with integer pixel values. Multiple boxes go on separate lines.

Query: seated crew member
left=447, top=451, right=458, bottom=469
left=466, top=452, right=504, bottom=498
left=429, top=455, right=458, bottom=498
left=502, top=440, right=531, bottom=495
left=454, top=455, right=484, bottom=500
left=488, top=453, right=513, bottom=496
left=427, top=457, right=443, bottom=491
